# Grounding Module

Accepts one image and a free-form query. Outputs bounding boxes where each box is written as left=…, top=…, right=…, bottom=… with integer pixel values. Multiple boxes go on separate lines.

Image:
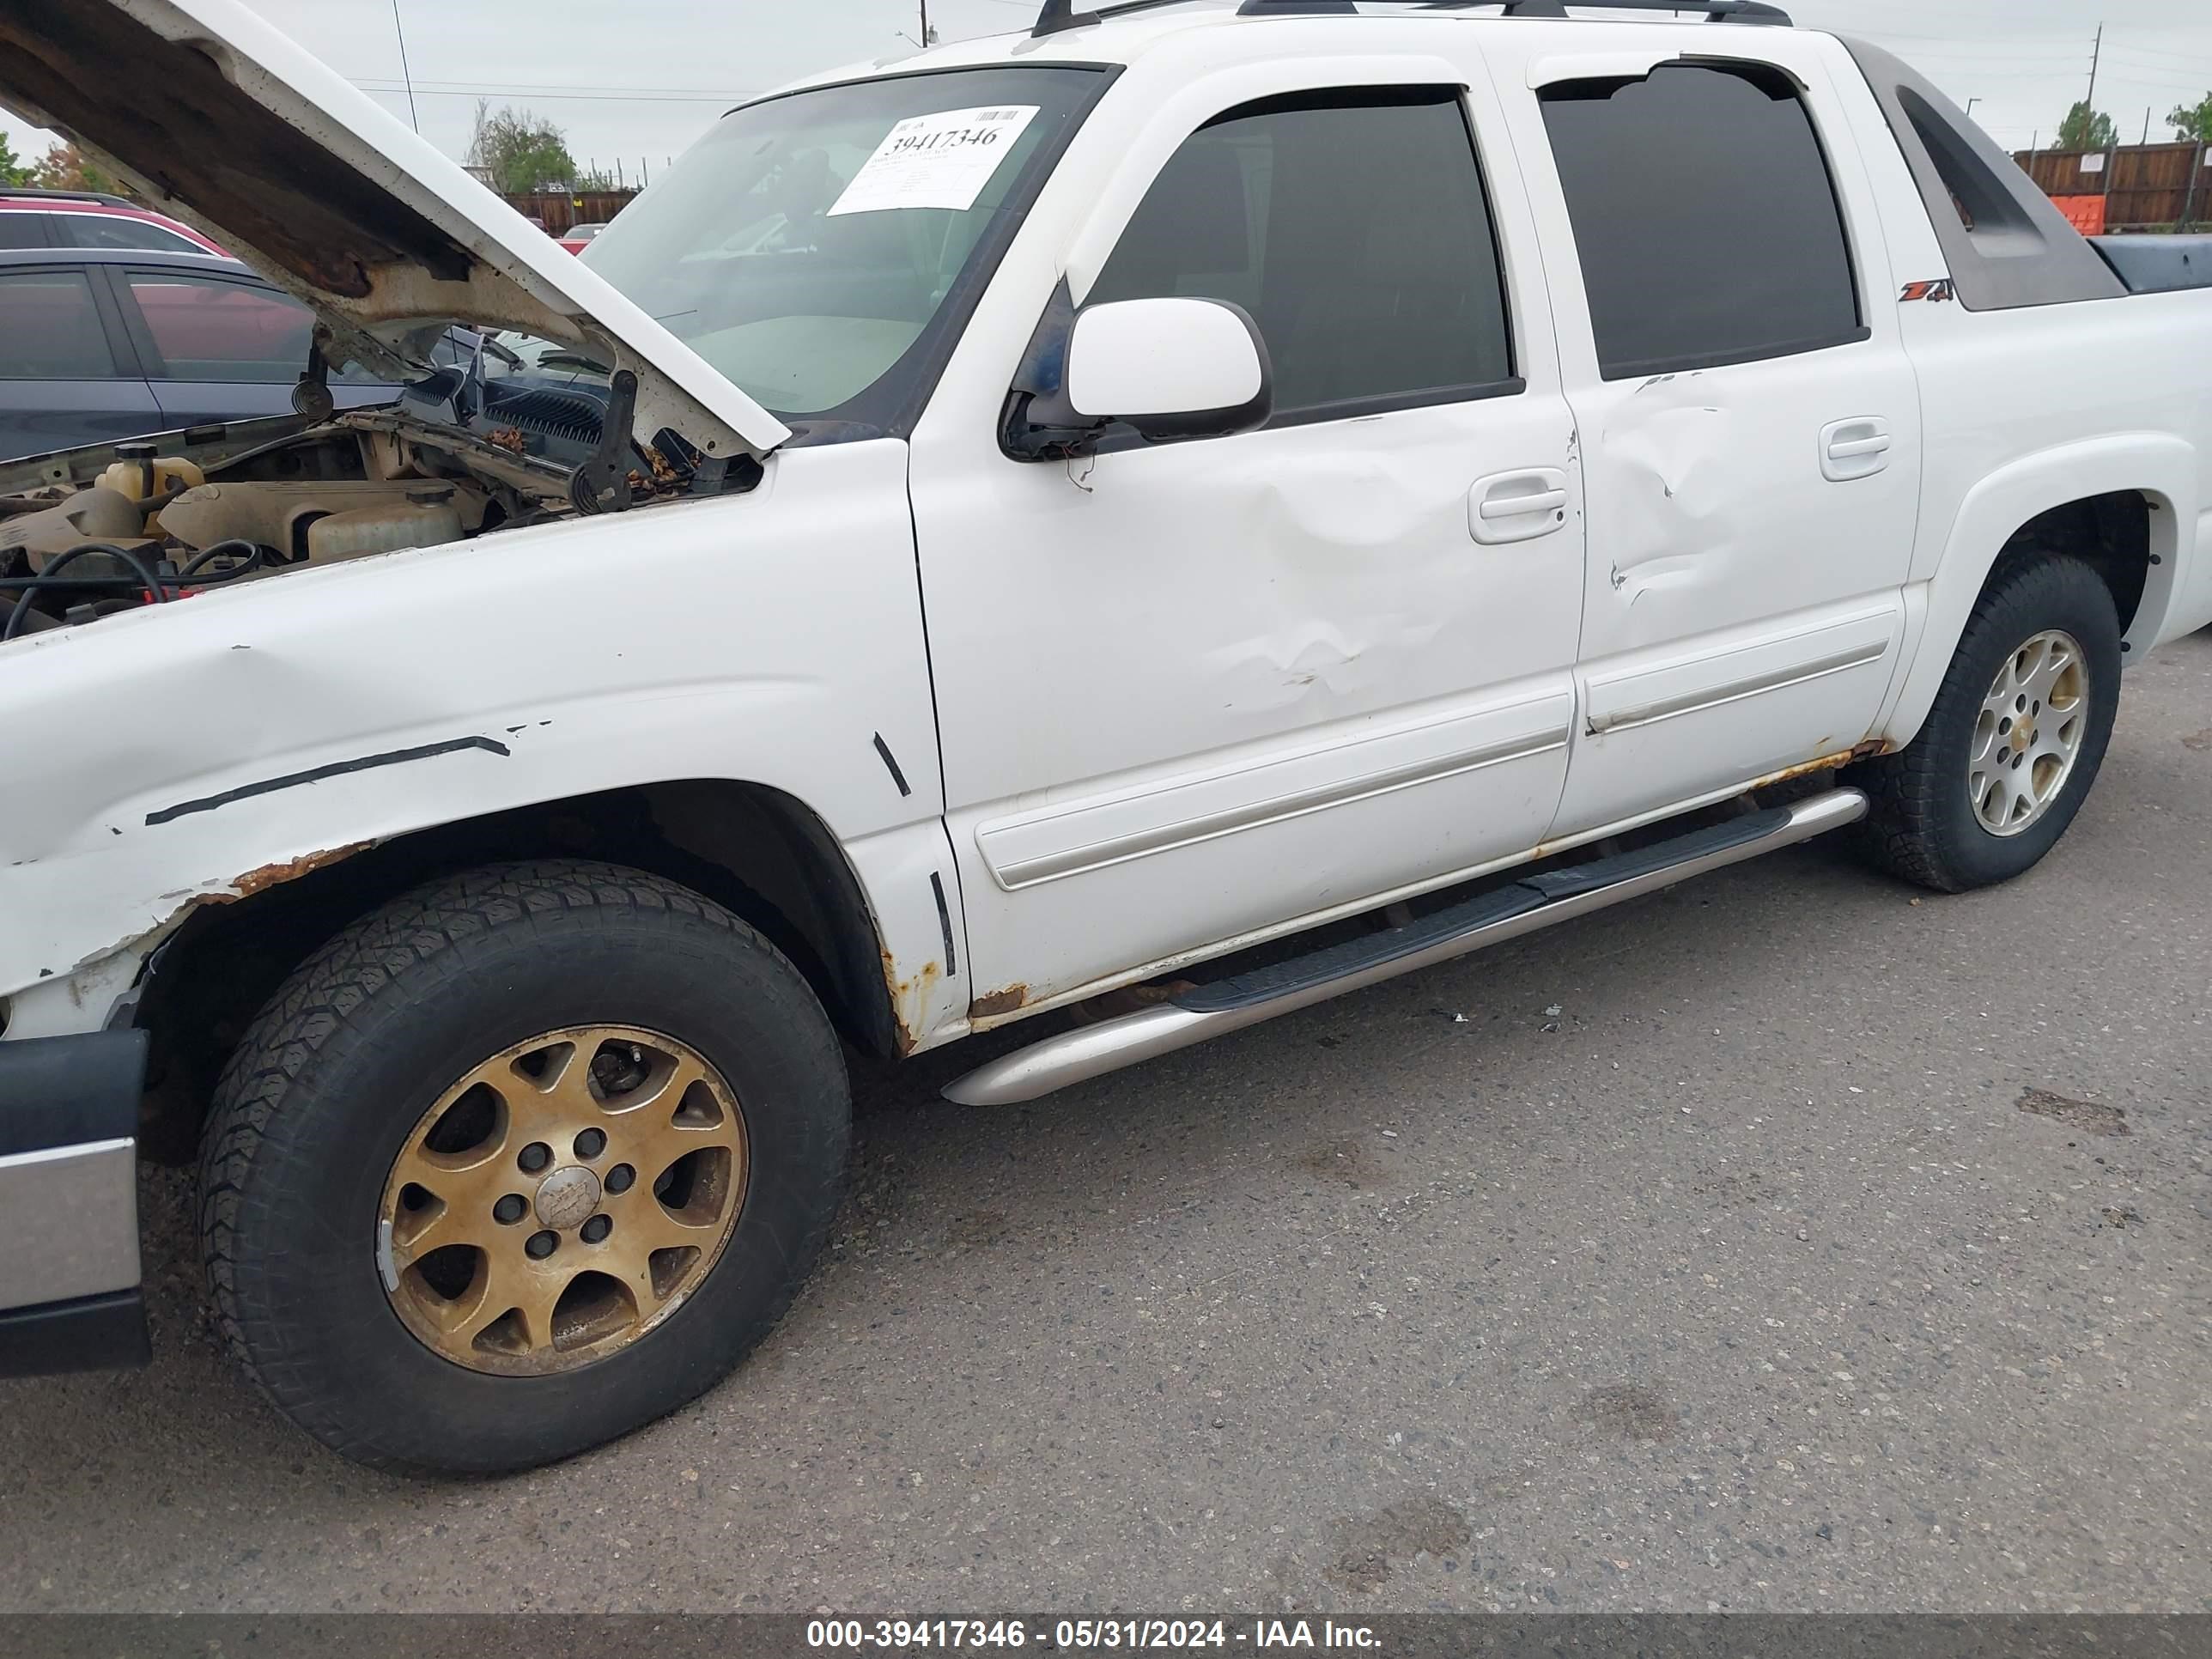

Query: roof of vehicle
left=0, top=245, right=265, bottom=276
left=781, top=0, right=1826, bottom=94
left=0, top=193, right=228, bottom=252
left=0, top=186, right=137, bottom=206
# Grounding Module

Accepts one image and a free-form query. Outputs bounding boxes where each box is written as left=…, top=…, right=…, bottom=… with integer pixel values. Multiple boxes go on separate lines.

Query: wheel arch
left=1880, top=434, right=2195, bottom=746
left=131, top=779, right=904, bottom=1163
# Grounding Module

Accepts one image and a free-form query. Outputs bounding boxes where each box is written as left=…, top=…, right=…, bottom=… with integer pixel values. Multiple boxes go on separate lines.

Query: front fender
left=0, top=441, right=957, bottom=1041
left=1878, top=432, right=2198, bottom=744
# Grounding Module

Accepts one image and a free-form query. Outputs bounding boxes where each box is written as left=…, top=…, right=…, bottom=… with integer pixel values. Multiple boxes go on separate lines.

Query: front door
left=910, top=63, right=1589, bottom=1012
left=1495, top=44, right=1923, bottom=835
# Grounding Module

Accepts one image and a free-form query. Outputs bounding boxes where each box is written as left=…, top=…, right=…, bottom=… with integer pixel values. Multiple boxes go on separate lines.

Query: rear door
left=1492, top=36, right=1921, bottom=835
left=111, top=266, right=400, bottom=427
left=0, top=262, right=161, bottom=460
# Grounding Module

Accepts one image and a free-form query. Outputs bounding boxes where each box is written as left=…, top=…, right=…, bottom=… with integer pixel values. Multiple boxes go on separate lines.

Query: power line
left=353, top=81, right=757, bottom=105
left=388, top=0, right=420, bottom=132
left=356, top=76, right=760, bottom=96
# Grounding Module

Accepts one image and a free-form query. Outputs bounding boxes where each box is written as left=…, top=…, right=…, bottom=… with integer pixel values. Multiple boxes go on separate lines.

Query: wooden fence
left=501, top=190, right=641, bottom=234
left=2012, top=141, right=2211, bottom=232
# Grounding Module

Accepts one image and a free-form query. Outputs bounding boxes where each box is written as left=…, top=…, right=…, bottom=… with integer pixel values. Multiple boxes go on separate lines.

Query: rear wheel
left=198, top=860, right=848, bottom=1472
left=1854, top=553, right=2122, bottom=892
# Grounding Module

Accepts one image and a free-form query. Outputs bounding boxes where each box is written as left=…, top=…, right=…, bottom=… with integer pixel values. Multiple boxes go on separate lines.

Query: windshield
left=562, top=65, right=1102, bottom=432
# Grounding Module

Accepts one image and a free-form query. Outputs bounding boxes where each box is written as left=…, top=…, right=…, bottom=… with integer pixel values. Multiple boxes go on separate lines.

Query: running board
left=942, top=787, right=1867, bottom=1106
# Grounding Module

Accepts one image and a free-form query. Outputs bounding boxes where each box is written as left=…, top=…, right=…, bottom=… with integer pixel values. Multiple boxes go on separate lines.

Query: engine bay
left=0, top=417, right=563, bottom=640
left=0, top=398, right=736, bottom=641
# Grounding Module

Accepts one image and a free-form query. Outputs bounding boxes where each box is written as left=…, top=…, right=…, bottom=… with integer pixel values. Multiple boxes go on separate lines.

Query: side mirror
left=1060, top=297, right=1272, bottom=444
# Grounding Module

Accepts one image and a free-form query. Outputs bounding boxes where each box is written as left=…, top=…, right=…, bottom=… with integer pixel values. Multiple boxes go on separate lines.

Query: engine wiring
left=0, top=538, right=267, bottom=641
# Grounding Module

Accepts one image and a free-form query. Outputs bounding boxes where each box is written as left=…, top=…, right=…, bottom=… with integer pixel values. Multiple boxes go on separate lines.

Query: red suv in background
left=0, top=188, right=225, bottom=257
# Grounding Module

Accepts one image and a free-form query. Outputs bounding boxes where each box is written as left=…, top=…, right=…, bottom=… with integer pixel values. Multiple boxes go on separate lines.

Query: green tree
left=2169, top=93, right=2212, bottom=144
left=467, top=101, right=585, bottom=194
left=28, top=141, right=127, bottom=195
left=2057, top=100, right=2118, bottom=151
left=0, top=129, right=33, bottom=187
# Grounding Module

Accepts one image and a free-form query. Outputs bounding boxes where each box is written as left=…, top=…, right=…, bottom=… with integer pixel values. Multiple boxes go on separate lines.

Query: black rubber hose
left=1, top=541, right=171, bottom=641
left=0, top=539, right=270, bottom=641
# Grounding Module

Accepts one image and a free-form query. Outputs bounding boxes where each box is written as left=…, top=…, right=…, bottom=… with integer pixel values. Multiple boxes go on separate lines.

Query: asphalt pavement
left=3, top=632, right=2208, bottom=1616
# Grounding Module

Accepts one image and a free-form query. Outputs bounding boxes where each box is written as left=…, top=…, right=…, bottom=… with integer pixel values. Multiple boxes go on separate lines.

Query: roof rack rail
left=1033, top=0, right=1207, bottom=34
left=0, top=186, right=138, bottom=206
left=1036, top=0, right=1790, bottom=36
left=1241, top=0, right=1794, bottom=21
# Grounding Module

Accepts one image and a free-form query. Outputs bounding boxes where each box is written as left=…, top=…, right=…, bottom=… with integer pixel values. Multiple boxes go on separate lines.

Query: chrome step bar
left=942, top=787, right=1867, bottom=1106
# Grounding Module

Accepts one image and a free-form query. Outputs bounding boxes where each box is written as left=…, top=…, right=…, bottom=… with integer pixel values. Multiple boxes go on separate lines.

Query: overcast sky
left=5, top=0, right=2212, bottom=177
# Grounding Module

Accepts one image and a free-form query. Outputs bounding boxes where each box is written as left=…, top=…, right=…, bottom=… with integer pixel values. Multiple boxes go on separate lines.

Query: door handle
left=1821, top=417, right=1893, bottom=482
left=1469, top=467, right=1570, bottom=544
left=1480, top=489, right=1568, bottom=520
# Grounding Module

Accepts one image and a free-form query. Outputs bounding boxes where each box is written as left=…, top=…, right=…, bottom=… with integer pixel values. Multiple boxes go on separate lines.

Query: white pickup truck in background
left=1, top=0, right=2208, bottom=1471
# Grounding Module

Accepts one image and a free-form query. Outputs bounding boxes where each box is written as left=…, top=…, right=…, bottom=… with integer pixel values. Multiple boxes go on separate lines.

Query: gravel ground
left=3, top=633, right=2207, bottom=1617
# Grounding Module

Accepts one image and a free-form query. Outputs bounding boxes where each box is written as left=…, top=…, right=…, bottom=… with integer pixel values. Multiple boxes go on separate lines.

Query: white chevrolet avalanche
left=1, top=0, right=2209, bottom=1470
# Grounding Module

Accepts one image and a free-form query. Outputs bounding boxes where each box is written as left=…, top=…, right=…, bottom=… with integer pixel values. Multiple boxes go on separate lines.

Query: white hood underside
left=0, top=0, right=791, bottom=461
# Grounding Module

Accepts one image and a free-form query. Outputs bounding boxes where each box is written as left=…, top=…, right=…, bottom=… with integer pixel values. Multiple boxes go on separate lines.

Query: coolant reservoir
left=97, top=443, right=204, bottom=502
left=305, top=486, right=466, bottom=564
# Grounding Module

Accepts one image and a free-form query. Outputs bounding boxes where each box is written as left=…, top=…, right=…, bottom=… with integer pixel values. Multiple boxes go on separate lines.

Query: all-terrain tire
left=1852, top=552, right=2122, bottom=893
left=197, top=860, right=849, bottom=1473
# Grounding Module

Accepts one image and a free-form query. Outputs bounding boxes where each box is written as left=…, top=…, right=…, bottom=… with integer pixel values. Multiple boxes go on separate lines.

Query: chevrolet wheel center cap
left=533, top=1165, right=603, bottom=1231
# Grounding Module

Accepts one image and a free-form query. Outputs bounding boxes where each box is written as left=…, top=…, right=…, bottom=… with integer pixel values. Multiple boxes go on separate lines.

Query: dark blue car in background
left=0, top=246, right=459, bottom=461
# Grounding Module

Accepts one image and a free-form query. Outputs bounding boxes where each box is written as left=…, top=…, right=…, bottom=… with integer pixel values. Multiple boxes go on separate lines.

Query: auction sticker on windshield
left=829, top=105, right=1041, bottom=216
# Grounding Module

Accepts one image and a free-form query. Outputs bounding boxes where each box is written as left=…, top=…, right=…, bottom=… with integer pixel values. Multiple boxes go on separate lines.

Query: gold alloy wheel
left=377, top=1025, right=748, bottom=1376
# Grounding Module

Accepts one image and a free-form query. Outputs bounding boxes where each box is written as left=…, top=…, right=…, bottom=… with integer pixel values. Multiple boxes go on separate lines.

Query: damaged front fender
left=2, top=441, right=951, bottom=1051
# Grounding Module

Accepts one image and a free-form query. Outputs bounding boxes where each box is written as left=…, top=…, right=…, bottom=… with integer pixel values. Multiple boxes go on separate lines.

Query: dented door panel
left=1553, top=347, right=1918, bottom=830
left=922, top=401, right=1584, bottom=1012
left=1489, top=33, right=1922, bottom=836
left=909, top=52, right=1587, bottom=1012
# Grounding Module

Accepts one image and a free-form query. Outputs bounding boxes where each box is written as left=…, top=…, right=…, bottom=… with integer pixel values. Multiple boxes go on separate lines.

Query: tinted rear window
left=1540, top=63, right=1864, bottom=380
left=0, top=270, right=118, bottom=377
left=0, top=212, right=48, bottom=249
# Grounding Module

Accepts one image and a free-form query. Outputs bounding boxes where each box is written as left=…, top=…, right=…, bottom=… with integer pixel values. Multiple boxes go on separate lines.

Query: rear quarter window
left=61, top=214, right=204, bottom=255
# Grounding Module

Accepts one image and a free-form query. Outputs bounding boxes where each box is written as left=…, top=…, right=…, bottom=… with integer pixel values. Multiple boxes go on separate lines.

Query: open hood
left=0, top=0, right=791, bottom=464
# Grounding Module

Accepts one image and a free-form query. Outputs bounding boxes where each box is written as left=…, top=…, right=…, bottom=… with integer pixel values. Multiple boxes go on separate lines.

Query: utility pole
left=920, top=0, right=934, bottom=46
left=2085, top=22, right=2103, bottom=113
left=2142, top=106, right=2151, bottom=145
left=390, top=0, right=420, bottom=134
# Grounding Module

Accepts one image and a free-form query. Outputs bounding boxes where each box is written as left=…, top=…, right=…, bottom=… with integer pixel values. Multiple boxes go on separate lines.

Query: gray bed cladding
left=1840, top=36, right=2127, bottom=311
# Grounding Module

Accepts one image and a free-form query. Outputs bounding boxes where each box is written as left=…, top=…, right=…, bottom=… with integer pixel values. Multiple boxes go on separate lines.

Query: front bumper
left=0, top=1030, right=150, bottom=1376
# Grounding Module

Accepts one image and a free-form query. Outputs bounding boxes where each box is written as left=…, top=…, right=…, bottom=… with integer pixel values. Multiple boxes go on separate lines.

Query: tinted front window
left=1541, top=64, right=1863, bottom=379
left=582, top=66, right=1100, bottom=425
left=1089, top=89, right=1515, bottom=418
left=0, top=270, right=116, bottom=377
left=127, top=273, right=313, bottom=381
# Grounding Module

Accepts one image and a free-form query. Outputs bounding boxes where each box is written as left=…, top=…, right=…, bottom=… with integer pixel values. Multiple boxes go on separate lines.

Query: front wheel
left=198, top=860, right=849, bottom=1472
left=1853, top=553, right=2122, bottom=893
